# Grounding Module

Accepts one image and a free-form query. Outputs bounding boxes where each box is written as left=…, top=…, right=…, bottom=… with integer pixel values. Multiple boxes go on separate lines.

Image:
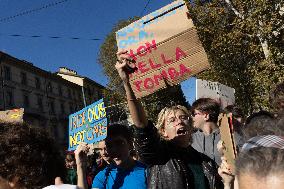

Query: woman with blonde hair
left=115, top=50, right=222, bottom=189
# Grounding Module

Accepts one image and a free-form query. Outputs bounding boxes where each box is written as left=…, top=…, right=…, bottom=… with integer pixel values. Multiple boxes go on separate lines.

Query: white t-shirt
left=42, top=184, right=79, bottom=189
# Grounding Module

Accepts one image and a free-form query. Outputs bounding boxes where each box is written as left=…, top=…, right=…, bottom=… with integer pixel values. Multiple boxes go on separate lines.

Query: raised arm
left=115, top=50, right=147, bottom=128
left=75, top=144, right=89, bottom=189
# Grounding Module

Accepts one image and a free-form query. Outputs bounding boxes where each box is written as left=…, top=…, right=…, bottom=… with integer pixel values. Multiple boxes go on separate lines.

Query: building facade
left=57, top=67, right=130, bottom=124
left=57, top=67, right=105, bottom=106
left=0, top=52, right=105, bottom=148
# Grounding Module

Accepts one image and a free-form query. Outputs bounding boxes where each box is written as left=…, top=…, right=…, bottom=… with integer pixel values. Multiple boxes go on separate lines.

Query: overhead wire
left=0, top=33, right=101, bottom=41
left=0, top=0, right=102, bottom=41
left=102, top=0, right=152, bottom=81
left=139, top=0, right=151, bottom=17
left=0, top=0, right=71, bottom=23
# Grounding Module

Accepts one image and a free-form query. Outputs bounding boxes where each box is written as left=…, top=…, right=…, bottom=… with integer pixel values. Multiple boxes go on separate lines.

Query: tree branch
left=223, top=0, right=244, bottom=19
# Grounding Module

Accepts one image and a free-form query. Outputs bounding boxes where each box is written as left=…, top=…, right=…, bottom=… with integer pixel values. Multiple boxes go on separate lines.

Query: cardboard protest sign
left=0, top=108, right=24, bottom=123
left=218, top=114, right=237, bottom=174
left=116, top=0, right=209, bottom=98
left=68, top=99, right=107, bottom=151
left=196, top=79, right=235, bottom=108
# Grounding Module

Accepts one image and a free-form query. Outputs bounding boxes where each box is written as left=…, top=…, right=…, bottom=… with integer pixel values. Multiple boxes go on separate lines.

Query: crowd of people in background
left=0, top=51, right=284, bottom=189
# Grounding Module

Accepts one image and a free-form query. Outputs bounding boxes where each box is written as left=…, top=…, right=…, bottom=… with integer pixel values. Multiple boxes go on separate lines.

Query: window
left=21, top=72, right=27, bottom=85
left=49, top=100, right=55, bottom=114
left=47, top=82, right=53, bottom=93
left=73, top=91, right=76, bottom=99
left=23, top=95, right=29, bottom=108
left=87, top=87, right=91, bottom=96
left=60, top=102, right=65, bottom=114
left=3, top=66, right=11, bottom=80
left=35, top=77, right=41, bottom=89
left=68, top=89, right=71, bottom=98
left=69, top=103, right=73, bottom=113
left=78, top=92, right=81, bottom=100
left=5, top=91, right=13, bottom=106
left=98, top=91, right=102, bottom=99
left=37, top=96, right=43, bottom=110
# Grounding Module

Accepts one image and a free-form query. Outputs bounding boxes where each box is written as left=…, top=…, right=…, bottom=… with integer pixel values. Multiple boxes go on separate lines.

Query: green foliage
left=98, top=18, right=189, bottom=122
left=98, top=17, right=140, bottom=91
left=188, top=0, right=284, bottom=114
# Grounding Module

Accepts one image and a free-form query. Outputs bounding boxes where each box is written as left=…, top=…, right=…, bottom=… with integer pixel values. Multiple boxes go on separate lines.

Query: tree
left=187, top=0, right=284, bottom=114
left=98, top=18, right=189, bottom=122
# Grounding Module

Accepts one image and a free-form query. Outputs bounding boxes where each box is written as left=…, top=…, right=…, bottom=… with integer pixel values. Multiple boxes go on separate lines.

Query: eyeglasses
left=167, top=115, right=189, bottom=124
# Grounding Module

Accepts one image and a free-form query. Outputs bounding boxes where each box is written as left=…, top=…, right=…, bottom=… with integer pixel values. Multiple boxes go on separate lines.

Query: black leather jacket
left=133, top=121, right=223, bottom=189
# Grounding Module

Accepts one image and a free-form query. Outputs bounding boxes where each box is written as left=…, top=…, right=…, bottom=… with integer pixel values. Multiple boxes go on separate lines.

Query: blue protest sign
left=68, top=99, right=107, bottom=151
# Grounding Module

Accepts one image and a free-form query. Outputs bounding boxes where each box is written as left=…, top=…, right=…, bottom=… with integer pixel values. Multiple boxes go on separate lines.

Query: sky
left=0, top=0, right=196, bottom=104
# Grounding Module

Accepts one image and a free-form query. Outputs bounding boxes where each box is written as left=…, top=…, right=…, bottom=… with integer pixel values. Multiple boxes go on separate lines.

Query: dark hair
left=223, top=105, right=244, bottom=118
left=0, top=122, right=66, bottom=189
left=65, top=154, right=75, bottom=161
left=192, top=98, right=220, bottom=123
left=243, top=111, right=280, bottom=141
left=245, top=110, right=274, bottom=125
left=106, top=124, right=133, bottom=144
left=236, top=147, right=284, bottom=178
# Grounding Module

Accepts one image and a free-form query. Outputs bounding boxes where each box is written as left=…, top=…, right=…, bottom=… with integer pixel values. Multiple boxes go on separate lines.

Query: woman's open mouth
left=177, top=128, right=188, bottom=135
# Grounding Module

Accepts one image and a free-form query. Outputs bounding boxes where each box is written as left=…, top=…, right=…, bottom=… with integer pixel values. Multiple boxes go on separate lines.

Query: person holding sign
left=75, top=124, right=147, bottom=189
left=115, top=50, right=222, bottom=189
left=191, top=98, right=244, bottom=166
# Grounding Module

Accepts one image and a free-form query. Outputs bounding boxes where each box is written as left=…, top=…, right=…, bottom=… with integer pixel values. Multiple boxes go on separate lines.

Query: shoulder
left=134, top=161, right=147, bottom=169
left=191, top=130, right=204, bottom=144
left=187, top=146, right=209, bottom=162
left=192, top=130, right=204, bottom=137
left=92, top=166, right=113, bottom=188
left=187, top=145, right=203, bottom=156
left=133, top=120, right=156, bottom=132
left=96, top=166, right=108, bottom=176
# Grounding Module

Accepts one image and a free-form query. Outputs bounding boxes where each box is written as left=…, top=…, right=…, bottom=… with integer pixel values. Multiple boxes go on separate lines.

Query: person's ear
left=204, top=113, right=210, bottom=121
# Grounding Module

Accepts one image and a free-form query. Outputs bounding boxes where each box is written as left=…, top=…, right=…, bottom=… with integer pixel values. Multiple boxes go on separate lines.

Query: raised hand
left=74, top=142, right=89, bottom=167
left=115, top=50, right=136, bottom=83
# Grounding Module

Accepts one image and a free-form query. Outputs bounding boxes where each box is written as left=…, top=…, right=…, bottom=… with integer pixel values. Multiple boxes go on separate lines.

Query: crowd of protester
left=0, top=50, right=283, bottom=189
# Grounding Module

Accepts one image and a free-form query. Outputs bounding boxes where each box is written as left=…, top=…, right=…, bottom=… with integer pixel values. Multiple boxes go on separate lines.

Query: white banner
left=196, top=79, right=235, bottom=108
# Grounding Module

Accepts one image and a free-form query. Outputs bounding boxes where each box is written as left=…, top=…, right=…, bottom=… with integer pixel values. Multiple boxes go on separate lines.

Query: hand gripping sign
left=68, top=99, right=107, bottom=151
left=116, top=0, right=210, bottom=98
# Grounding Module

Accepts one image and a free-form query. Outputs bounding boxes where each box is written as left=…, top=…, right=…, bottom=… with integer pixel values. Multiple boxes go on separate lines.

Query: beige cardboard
left=218, top=114, right=237, bottom=174
left=116, top=0, right=209, bottom=98
left=0, top=108, right=24, bottom=123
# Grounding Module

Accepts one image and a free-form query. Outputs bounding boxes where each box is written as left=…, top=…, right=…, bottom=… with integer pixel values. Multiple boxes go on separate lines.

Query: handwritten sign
left=116, top=0, right=209, bottom=98
left=0, top=108, right=24, bottom=123
left=196, top=79, right=235, bottom=109
left=68, top=99, right=107, bottom=151
left=218, top=114, right=237, bottom=174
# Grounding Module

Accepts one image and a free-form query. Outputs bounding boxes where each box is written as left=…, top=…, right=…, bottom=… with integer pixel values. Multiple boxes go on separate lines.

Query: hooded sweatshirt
left=191, top=129, right=244, bottom=166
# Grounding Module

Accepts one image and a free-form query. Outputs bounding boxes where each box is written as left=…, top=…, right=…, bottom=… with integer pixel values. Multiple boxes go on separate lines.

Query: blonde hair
left=156, top=105, right=192, bottom=137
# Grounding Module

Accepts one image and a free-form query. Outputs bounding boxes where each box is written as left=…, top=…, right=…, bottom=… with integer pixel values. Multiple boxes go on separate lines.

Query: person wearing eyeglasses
left=191, top=98, right=244, bottom=166
left=114, top=50, right=223, bottom=189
